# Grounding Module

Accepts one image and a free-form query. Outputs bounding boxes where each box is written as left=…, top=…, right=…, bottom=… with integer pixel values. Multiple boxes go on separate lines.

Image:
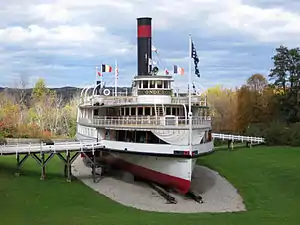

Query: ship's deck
left=79, top=95, right=208, bottom=108
left=78, top=116, right=211, bottom=130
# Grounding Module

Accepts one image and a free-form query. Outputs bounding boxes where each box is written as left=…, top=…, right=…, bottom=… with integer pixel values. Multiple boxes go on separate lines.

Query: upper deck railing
left=80, top=95, right=207, bottom=106
left=78, top=116, right=211, bottom=130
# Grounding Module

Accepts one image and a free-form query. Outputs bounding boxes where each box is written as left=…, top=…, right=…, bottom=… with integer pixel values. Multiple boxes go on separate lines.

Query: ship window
left=125, top=107, right=129, bottom=116
left=166, top=107, right=171, bottom=115
left=121, top=108, right=124, bottom=116
left=131, top=107, right=136, bottom=116
left=142, top=80, right=148, bottom=88
left=138, top=107, right=143, bottom=115
left=94, top=109, right=99, bottom=116
left=145, top=107, right=151, bottom=115
left=150, top=81, right=155, bottom=88
left=172, top=107, right=176, bottom=115
left=157, top=80, right=162, bottom=88
left=139, top=81, right=142, bottom=88
left=164, top=81, right=169, bottom=89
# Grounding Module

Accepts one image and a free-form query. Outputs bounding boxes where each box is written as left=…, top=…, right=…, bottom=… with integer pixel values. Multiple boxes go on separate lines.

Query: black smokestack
left=137, top=17, right=152, bottom=76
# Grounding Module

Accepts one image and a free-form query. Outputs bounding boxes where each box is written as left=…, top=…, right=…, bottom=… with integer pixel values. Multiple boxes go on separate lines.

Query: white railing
left=79, top=116, right=211, bottom=129
left=80, top=95, right=207, bottom=106
left=80, top=95, right=137, bottom=105
left=0, top=141, right=103, bottom=155
left=212, top=133, right=265, bottom=143
left=171, top=96, right=207, bottom=106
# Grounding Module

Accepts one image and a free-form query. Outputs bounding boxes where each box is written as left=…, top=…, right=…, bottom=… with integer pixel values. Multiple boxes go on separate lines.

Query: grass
left=0, top=146, right=300, bottom=225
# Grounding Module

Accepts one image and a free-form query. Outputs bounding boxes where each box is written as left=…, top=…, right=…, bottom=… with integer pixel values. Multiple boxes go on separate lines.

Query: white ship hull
left=105, top=153, right=197, bottom=193
left=76, top=131, right=213, bottom=194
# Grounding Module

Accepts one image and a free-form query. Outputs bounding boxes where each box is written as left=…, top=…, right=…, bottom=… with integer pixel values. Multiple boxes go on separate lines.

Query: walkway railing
left=0, top=140, right=103, bottom=155
left=78, top=116, right=211, bottom=129
left=212, top=133, right=265, bottom=143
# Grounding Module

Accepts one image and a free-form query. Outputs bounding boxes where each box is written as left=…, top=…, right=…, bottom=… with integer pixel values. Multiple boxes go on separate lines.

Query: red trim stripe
left=105, top=157, right=191, bottom=194
left=138, top=25, right=151, bottom=38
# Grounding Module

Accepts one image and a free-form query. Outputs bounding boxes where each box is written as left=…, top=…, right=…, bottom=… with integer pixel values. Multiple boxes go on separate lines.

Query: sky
left=0, top=0, right=300, bottom=91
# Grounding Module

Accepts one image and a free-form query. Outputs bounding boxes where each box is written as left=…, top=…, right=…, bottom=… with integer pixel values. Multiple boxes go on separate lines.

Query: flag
left=96, top=67, right=102, bottom=76
left=101, top=64, right=113, bottom=72
left=164, top=68, right=169, bottom=75
left=148, top=58, right=157, bottom=65
left=173, top=65, right=184, bottom=75
left=191, top=41, right=200, bottom=77
left=152, top=45, right=158, bottom=53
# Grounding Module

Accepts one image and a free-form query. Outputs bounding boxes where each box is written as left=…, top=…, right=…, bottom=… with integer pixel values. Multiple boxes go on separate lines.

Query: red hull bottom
left=102, top=155, right=191, bottom=194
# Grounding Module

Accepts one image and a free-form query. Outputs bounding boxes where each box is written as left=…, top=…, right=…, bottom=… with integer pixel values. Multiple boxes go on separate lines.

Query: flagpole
left=115, top=59, right=118, bottom=96
left=95, top=66, right=98, bottom=85
left=101, top=63, right=103, bottom=88
left=188, top=34, right=192, bottom=154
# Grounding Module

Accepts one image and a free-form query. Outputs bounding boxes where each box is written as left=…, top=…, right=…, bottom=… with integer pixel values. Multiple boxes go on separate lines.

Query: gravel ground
left=72, top=157, right=246, bottom=213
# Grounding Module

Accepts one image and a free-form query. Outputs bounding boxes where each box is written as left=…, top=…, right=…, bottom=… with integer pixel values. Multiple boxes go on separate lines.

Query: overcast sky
left=0, top=0, right=299, bottom=90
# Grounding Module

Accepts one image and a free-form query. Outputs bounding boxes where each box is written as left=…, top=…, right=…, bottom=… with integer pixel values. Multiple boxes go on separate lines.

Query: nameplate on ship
left=138, top=89, right=172, bottom=95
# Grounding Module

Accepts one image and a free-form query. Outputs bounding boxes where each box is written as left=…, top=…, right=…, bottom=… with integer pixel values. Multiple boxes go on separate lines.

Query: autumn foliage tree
left=236, top=74, right=277, bottom=133
left=206, top=85, right=238, bottom=133
left=0, top=78, right=78, bottom=139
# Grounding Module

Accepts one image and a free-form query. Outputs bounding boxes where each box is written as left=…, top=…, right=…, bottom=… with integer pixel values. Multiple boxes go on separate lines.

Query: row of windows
left=138, top=80, right=170, bottom=89
left=94, top=106, right=210, bottom=117
left=118, top=107, right=184, bottom=116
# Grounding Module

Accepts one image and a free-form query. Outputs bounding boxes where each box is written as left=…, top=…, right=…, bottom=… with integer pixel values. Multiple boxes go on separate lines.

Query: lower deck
left=76, top=124, right=214, bottom=157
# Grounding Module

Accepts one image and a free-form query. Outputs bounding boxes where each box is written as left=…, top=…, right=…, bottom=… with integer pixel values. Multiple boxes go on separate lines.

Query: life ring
left=103, top=89, right=110, bottom=96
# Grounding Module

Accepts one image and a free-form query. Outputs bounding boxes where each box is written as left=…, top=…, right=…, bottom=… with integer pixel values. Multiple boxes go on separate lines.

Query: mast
left=188, top=34, right=192, bottom=154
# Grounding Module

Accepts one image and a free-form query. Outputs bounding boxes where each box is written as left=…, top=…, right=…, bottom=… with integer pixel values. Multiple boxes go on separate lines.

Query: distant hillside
left=0, top=86, right=132, bottom=104
left=0, top=86, right=82, bottom=103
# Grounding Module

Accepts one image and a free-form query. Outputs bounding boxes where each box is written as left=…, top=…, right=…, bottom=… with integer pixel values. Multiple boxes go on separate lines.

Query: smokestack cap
left=137, top=17, right=152, bottom=26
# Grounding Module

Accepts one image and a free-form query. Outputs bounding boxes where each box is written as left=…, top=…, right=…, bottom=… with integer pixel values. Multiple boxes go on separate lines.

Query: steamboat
left=76, top=17, right=214, bottom=194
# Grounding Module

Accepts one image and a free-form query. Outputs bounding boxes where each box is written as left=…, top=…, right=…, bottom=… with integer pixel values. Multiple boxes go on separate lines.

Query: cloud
left=0, top=0, right=299, bottom=89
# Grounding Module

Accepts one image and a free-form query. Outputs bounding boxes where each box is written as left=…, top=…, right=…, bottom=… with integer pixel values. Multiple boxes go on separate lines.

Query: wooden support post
left=15, top=153, right=30, bottom=176
left=15, top=153, right=20, bottom=176
left=246, top=141, right=252, bottom=148
left=227, top=140, right=234, bottom=150
left=30, top=152, right=55, bottom=181
left=57, top=152, right=80, bottom=182
left=92, top=153, right=96, bottom=182
left=40, top=152, right=46, bottom=180
left=79, top=150, right=101, bottom=183
left=65, top=151, right=71, bottom=182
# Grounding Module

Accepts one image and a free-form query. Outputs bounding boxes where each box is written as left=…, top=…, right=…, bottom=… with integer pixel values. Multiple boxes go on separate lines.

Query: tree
left=236, top=85, right=252, bottom=133
left=269, top=45, right=289, bottom=91
left=236, top=74, right=277, bottom=133
left=269, top=45, right=300, bottom=123
left=32, top=78, right=51, bottom=100
left=246, top=73, right=268, bottom=92
left=13, top=74, right=29, bottom=105
left=206, top=85, right=238, bottom=133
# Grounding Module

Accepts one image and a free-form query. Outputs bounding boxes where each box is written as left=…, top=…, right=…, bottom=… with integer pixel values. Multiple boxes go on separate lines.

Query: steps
left=155, top=104, right=164, bottom=116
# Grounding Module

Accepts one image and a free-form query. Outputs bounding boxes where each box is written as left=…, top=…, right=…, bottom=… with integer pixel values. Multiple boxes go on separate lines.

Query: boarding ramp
left=0, top=140, right=103, bottom=183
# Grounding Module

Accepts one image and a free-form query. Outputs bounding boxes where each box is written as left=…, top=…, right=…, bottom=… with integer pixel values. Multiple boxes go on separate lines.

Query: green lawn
left=0, top=146, right=299, bottom=225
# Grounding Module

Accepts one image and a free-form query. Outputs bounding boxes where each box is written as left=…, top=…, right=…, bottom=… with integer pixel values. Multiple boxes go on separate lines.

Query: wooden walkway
left=0, top=140, right=103, bottom=183
left=0, top=141, right=103, bottom=155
